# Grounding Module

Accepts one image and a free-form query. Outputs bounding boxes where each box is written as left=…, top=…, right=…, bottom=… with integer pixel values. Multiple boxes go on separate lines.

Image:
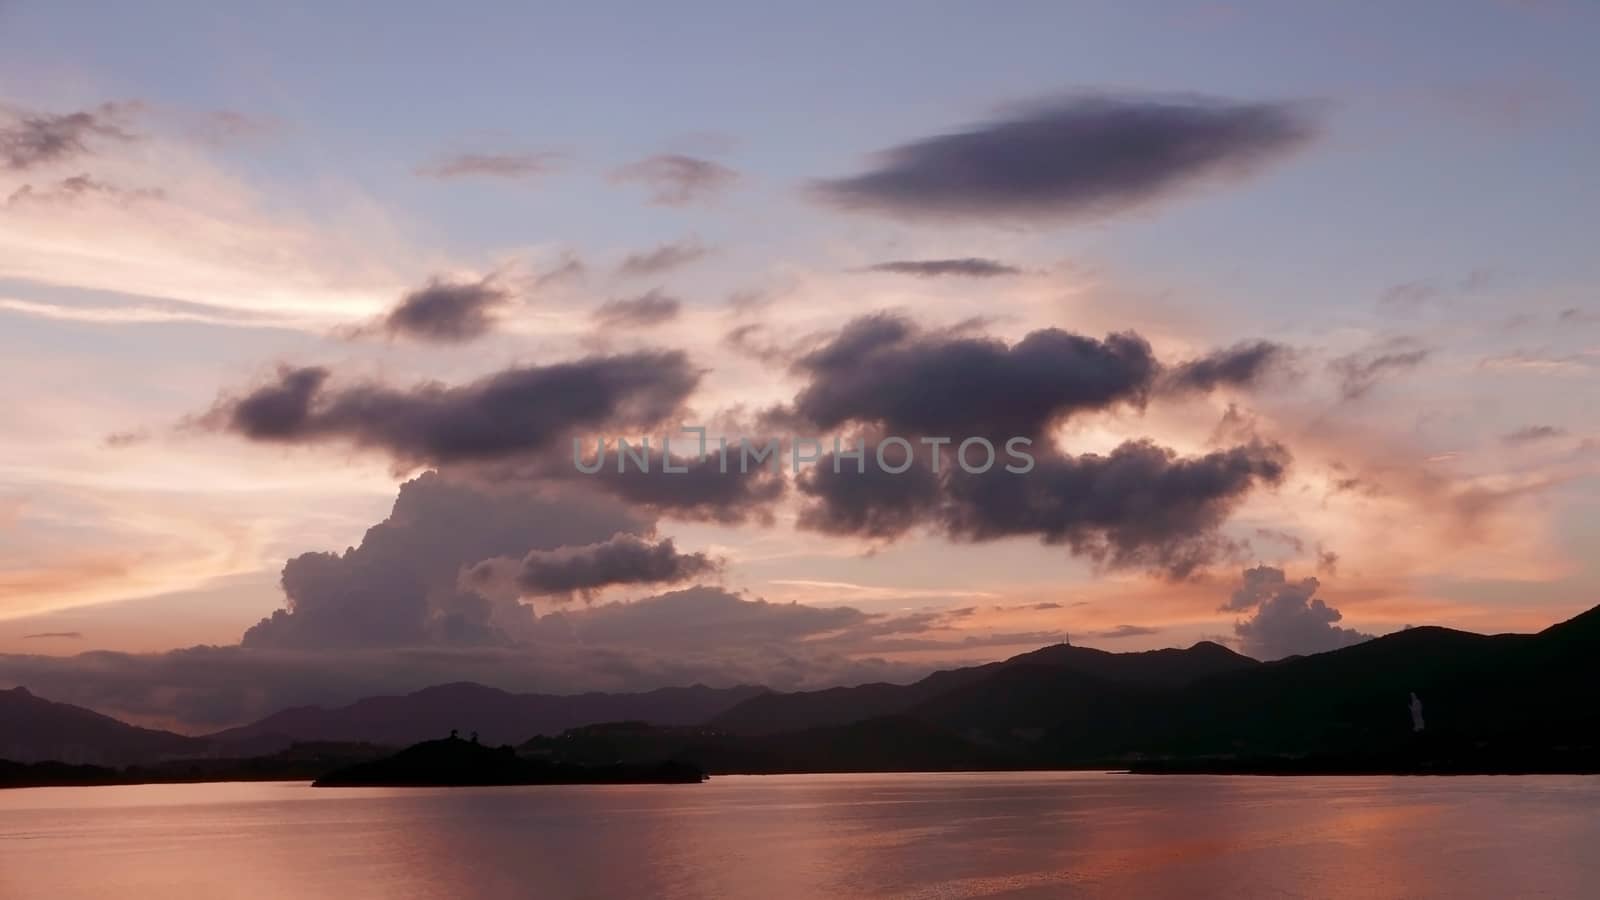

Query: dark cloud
left=611, top=154, right=737, bottom=205
left=798, top=437, right=1289, bottom=578
left=22, top=632, right=84, bottom=640
left=1329, top=337, right=1431, bottom=399
left=1223, top=565, right=1371, bottom=660
left=617, top=239, right=712, bottom=277
left=571, top=447, right=788, bottom=524
left=242, top=473, right=651, bottom=650
left=593, top=290, right=681, bottom=328
left=0, top=103, right=135, bottom=171
left=1502, top=425, right=1568, bottom=445
left=1090, top=624, right=1161, bottom=639
left=813, top=93, right=1317, bottom=224
left=414, top=152, right=562, bottom=179
left=375, top=276, right=512, bottom=343
left=472, top=534, right=719, bottom=601
left=204, top=351, right=698, bottom=465
left=1164, top=340, right=1289, bottom=393
left=861, top=258, right=1022, bottom=278
left=786, top=314, right=1159, bottom=439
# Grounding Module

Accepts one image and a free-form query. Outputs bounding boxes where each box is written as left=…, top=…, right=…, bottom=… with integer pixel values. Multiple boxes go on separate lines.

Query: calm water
left=2, top=772, right=1596, bottom=899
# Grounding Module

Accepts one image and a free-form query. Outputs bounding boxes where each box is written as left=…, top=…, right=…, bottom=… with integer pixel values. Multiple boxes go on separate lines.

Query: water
left=1, top=772, right=1596, bottom=899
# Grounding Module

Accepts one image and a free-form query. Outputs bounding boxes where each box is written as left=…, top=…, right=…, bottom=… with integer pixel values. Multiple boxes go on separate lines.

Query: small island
left=311, top=734, right=706, bottom=787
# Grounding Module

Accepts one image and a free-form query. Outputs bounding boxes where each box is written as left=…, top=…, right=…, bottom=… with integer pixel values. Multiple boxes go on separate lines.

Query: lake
left=2, top=772, right=1596, bottom=898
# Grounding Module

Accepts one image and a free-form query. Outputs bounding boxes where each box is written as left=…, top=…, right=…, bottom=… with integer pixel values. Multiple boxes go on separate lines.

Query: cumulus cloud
left=861, top=258, right=1022, bottom=278
left=1330, top=337, right=1431, bottom=399
left=1164, top=340, right=1290, bottom=393
left=370, top=276, right=513, bottom=343
left=1223, top=565, right=1372, bottom=660
left=813, top=92, right=1318, bottom=224
left=1, top=102, right=136, bottom=171
left=616, top=239, right=712, bottom=277
left=414, top=152, right=562, bottom=179
left=610, top=154, right=737, bottom=205
left=202, top=351, right=698, bottom=465
left=592, top=289, right=681, bottom=328
left=471, top=533, right=719, bottom=601
left=242, top=473, right=650, bottom=649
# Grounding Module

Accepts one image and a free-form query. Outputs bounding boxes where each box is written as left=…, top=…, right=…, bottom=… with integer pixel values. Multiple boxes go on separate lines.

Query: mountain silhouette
left=709, top=641, right=1256, bottom=735
left=207, top=681, right=766, bottom=752
left=0, top=686, right=205, bottom=766
left=7, top=602, right=1600, bottom=782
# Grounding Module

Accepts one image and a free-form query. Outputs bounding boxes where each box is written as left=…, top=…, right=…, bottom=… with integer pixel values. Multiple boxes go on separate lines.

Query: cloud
left=242, top=473, right=651, bottom=650
left=562, top=444, right=788, bottom=523
left=545, top=586, right=866, bottom=651
left=813, top=92, right=1318, bottom=224
left=470, top=533, right=719, bottom=601
left=616, top=239, right=712, bottom=277
left=202, top=351, right=698, bottom=465
left=1502, top=425, right=1568, bottom=445
left=1329, top=337, right=1431, bottom=399
left=414, top=152, right=562, bottom=179
left=369, top=276, right=513, bottom=343
left=785, top=313, right=1159, bottom=439
left=610, top=154, right=737, bottom=205
left=534, top=253, right=586, bottom=287
left=861, top=258, right=1022, bottom=278
left=22, top=632, right=84, bottom=640
left=592, top=290, right=681, bottom=328
left=1479, top=349, right=1596, bottom=376
left=1223, top=565, right=1371, bottom=660
left=6, top=173, right=163, bottom=207
left=1, top=103, right=136, bottom=171
left=798, top=437, right=1290, bottom=578
left=1164, top=340, right=1289, bottom=393
left=1089, top=624, right=1161, bottom=639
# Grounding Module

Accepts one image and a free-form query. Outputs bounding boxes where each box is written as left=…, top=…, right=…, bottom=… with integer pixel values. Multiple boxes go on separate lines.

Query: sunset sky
left=1, top=1, right=1596, bottom=731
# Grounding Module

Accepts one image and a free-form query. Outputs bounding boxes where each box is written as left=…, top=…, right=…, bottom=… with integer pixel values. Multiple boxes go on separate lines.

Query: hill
left=0, top=686, right=207, bottom=766
left=709, top=641, right=1256, bottom=736
left=209, top=681, right=767, bottom=752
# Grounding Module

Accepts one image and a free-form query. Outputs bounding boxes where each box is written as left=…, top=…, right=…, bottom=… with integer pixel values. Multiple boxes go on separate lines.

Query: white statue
left=1409, top=692, right=1425, bottom=733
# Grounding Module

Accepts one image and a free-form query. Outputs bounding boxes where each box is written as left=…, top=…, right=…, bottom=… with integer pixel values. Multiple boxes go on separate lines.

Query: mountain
left=0, top=686, right=207, bottom=766
left=1016, top=604, right=1600, bottom=765
left=208, top=682, right=767, bottom=752
left=709, top=641, right=1257, bottom=736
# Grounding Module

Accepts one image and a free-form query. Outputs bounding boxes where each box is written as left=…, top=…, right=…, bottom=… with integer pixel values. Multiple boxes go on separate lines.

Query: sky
left=1, top=0, right=1597, bottom=731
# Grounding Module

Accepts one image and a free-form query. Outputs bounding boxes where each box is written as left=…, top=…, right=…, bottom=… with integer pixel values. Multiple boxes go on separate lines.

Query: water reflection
left=2, top=773, right=1597, bottom=899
